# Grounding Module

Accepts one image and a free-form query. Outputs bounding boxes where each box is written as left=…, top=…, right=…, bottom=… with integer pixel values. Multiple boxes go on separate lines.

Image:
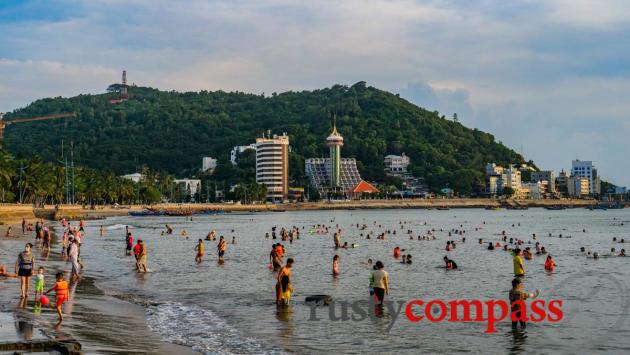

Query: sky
left=1, top=0, right=629, bottom=186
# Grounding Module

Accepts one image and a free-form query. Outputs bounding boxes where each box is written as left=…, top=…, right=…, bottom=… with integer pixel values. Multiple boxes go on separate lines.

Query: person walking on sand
left=15, top=243, right=35, bottom=298
left=217, top=236, right=227, bottom=261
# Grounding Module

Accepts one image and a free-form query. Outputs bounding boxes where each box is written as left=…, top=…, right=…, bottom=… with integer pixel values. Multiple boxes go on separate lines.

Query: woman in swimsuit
left=15, top=243, right=35, bottom=298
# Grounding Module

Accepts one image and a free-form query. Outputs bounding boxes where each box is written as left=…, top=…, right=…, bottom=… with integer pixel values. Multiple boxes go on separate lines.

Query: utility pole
left=18, top=163, right=25, bottom=204
left=60, top=139, right=69, bottom=204
left=71, top=140, right=75, bottom=204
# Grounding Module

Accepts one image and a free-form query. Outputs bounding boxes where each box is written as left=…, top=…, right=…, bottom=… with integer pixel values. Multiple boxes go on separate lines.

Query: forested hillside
left=4, top=81, right=527, bottom=194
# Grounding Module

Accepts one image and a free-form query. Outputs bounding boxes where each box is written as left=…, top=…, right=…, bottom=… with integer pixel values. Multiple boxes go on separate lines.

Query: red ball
left=40, top=295, right=50, bottom=306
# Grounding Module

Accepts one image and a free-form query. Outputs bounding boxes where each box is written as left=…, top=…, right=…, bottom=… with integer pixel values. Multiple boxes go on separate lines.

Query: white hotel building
left=255, top=133, right=289, bottom=202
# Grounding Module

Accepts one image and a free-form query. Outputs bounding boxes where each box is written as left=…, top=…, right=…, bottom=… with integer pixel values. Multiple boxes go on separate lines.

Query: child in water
left=544, top=255, right=556, bottom=271
left=45, top=272, right=69, bottom=321
left=35, top=267, right=45, bottom=298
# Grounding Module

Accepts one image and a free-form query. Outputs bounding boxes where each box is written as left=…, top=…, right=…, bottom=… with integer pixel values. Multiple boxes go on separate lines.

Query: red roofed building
left=348, top=180, right=379, bottom=199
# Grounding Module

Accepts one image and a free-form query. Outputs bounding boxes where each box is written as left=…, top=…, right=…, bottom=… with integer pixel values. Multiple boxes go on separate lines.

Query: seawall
left=0, top=199, right=604, bottom=222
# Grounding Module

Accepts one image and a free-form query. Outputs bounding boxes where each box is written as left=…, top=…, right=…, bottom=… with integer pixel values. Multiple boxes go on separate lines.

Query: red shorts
left=56, top=296, right=67, bottom=307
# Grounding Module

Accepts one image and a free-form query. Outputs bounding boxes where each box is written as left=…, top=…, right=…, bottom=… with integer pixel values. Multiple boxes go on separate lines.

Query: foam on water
left=106, top=224, right=129, bottom=230
left=146, top=301, right=285, bottom=355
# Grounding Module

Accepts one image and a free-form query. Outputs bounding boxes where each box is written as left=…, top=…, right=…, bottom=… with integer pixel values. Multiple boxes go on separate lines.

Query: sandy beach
left=0, top=225, right=199, bottom=354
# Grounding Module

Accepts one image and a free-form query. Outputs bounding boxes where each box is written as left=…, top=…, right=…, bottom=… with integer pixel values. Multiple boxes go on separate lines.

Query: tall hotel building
left=256, top=133, right=289, bottom=202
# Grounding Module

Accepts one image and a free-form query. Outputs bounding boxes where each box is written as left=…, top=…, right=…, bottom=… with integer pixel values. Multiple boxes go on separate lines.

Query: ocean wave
left=106, top=224, right=129, bottom=230
left=146, top=301, right=285, bottom=355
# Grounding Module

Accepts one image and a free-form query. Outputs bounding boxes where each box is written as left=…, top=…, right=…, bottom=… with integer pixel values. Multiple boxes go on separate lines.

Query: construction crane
left=0, top=112, right=76, bottom=146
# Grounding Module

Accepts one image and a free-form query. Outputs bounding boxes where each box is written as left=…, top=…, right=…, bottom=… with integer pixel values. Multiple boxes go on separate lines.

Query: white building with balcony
left=384, top=153, right=410, bottom=175
left=255, top=133, right=289, bottom=202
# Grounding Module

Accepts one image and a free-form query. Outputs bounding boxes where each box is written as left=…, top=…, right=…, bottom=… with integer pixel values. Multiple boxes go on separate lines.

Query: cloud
left=1, top=0, right=629, bottom=186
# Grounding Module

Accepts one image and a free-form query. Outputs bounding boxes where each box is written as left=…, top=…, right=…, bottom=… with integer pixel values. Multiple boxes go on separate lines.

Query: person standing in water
left=513, top=248, right=525, bottom=277
left=195, top=239, right=205, bottom=263
left=68, top=239, right=81, bottom=280
left=136, top=240, right=148, bottom=273
left=217, top=236, right=227, bottom=261
left=509, top=278, right=539, bottom=329
left=332, top=255, right=340, bottom=276
left=276, top=258, right=294, bottom=306
left=371, top=261, right=389, bottom=305
left=15, top=243, right=35, bottom=299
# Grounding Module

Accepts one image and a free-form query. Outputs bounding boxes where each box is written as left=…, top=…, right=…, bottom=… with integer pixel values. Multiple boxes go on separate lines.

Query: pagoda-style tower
left=326, top=117, right=344, bottom=188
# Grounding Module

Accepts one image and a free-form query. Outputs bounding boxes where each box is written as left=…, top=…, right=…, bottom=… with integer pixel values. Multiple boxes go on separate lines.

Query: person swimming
left=488, top=242, right=495, bottom=251
left=443, top=256, right=458, bottom=269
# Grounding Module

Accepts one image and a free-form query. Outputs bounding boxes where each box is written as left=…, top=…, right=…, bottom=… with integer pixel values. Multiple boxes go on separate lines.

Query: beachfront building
left=255, top=133, right=289, bottom=202
left=531, top=170, right=556, bottom=194
left=486, top=163, right=504, bottom=176
left=485, top=163, right=523, bottom=197
left=384, top=153, right=410, bottom=175
left=121, top=173, right=143, bottom=183
left=230, top=144, right=256, bottom=165
left=556, top=169, right=569, bottom=195
left=174, top=179, right=201, bottom=199
left=305, top=123, right=375, bottom=199
left=202, top=157, right=217, bottom=173
left=504, top=165, right=522, bottom=197
left=522, top=182, right=544, bottom=199
left=571, top=160, right=601, bottom=195
left=487, top=175, right=502, bottom=195
left=568, top=176, right=590, bottom=197
left=485, top=163, right=505, bottom=196
left=305, top=158, right=363, bottom=197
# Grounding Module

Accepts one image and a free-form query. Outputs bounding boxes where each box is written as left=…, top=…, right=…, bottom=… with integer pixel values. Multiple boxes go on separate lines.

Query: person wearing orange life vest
left=45, top=272, right=69, bottom=321
left=544, top=255, right=556, bottom=271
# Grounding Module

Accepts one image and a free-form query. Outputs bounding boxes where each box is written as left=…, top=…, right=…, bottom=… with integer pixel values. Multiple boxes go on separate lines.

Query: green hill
left=3, top=81, right=527, bottom=194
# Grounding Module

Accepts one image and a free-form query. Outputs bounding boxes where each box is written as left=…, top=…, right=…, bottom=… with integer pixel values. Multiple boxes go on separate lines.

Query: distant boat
left=129, top=209, right=164, bottom=217
left=545, top=206, right=566, bottom=211
left=165, top=210, right=193, bottom=216
left=436, top=206, right=450, bottom=210
left=485, top=206, right=501, bottom=211
left=506, top=205, right=528, bottom=210
left=589, top=203, right=624, bottom=210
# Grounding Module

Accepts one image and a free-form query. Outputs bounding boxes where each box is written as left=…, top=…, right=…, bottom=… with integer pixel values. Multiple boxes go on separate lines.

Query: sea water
left=78, top=208, right=630, bottom=354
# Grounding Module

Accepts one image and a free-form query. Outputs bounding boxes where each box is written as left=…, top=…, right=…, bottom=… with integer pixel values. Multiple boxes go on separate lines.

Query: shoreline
left=0, top=198, right=605, bottom=222
left=0, top=222, right=199, bottom=355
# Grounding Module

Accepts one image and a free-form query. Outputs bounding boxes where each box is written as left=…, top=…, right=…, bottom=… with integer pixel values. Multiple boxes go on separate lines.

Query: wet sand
left=0, top=231, right=198, bottom=354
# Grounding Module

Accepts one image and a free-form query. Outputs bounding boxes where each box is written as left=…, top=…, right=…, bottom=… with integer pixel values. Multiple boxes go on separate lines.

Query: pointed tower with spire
left=326, top=114, right=344, bottom=188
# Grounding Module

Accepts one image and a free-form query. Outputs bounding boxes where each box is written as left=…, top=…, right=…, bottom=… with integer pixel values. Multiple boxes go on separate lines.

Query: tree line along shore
left=0, top=199, right=602, bottom=224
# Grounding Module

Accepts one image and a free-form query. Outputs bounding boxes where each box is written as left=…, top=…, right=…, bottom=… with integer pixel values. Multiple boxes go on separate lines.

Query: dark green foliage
left=4, top=82, right=526, bottom=192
